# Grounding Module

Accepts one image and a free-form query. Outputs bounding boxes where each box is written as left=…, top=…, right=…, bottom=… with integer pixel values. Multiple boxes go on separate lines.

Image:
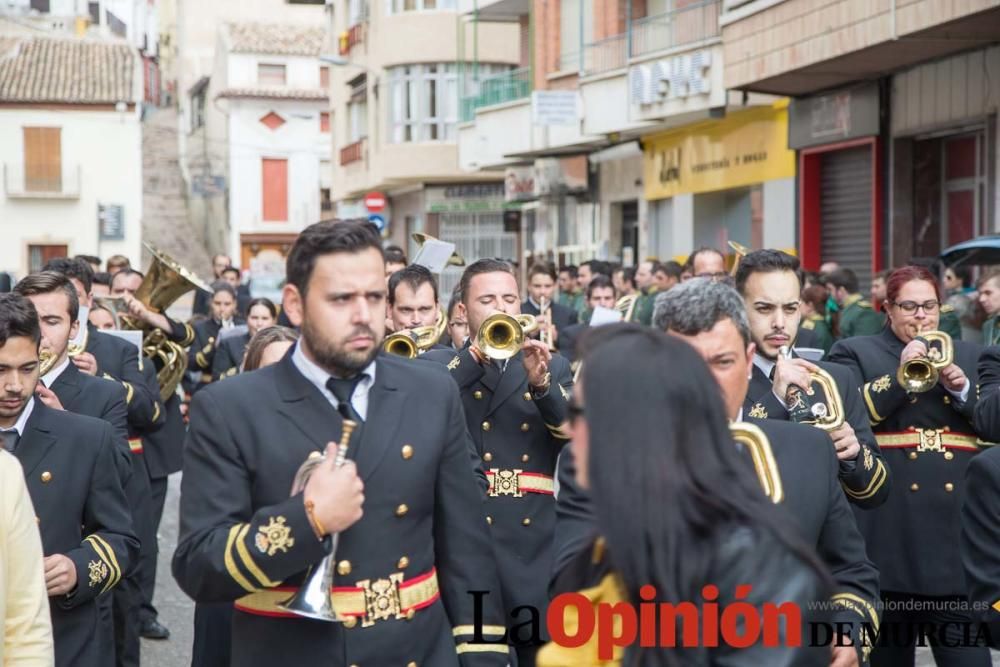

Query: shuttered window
left=23, top=127, right=61, bottom=193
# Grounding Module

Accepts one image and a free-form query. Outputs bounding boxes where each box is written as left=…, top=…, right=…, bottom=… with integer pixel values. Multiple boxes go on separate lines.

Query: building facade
left=722, top=0, right=1000, bottom=286
left=327, top=0, right=521, bottom=294
left=458, top=0, right=793, bottom=272
left=0, top=32, right=144, bottom=276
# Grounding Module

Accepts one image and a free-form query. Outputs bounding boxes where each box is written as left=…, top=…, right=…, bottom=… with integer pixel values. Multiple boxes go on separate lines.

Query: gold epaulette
left=941, top=304, right=955, bottom=313
left=801, top=319, right=816, bottom=330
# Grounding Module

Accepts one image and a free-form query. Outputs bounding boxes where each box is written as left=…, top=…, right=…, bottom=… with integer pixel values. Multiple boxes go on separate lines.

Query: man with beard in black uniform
left=422, top=258, right=573, bottom=667
left=829, top=265, right=990, bottom=667
left=735, top=250, right=890, bottom=508
left=173, top=220, right=509, bottom=667
left=0, top=292, right=138, bottom=667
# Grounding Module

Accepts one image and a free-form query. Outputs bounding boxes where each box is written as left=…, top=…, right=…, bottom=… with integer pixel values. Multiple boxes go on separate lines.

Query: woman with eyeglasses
left=538, top=324, right=830, bottom=667
left=828, top=265, right=989, bottom=667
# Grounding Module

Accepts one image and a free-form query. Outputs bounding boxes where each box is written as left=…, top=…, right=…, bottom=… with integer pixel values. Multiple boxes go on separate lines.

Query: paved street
left=141, top=473, right=1000, bottom=667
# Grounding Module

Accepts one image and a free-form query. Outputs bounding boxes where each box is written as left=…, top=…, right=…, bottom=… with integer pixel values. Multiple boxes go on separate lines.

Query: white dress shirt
left=291, top=342, right=376, bottom=420
left=41, top=357, right=70, bottom=389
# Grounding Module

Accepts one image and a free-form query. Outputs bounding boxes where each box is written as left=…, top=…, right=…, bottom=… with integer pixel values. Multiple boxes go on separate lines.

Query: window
left=348, top=99, right=367, bottom=142
left=23, top=127, right=61, bottom=192
left=258, top=64, right=287, bottom=86
left=262, top=158, right=289, bottom=222
left=30, top=0, right=50, bottom=11
left=559, top=0, right=593, bottom=71
left=387, top=0, right=455, bottom=13
left=320, top=187, right=333, bottom=212
left=320, top=66, right=330, bottom=89
left=388, top=63, right=510, bottom=143
left=189, top=78, right=208, bottom=131
left=349, top=0, right=367, bottom=24
left=320, top=112, right=331, bottom=133
left=28, top=245, right=68, bottom=273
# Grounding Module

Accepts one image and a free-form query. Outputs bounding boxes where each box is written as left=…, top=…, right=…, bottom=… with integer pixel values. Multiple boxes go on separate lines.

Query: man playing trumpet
left=385, top=264, right=449, bottom=354
left=422, top=259, right=573, bottom=667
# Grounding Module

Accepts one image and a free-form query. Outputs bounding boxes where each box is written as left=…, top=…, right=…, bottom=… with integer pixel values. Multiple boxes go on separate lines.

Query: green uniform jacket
left=939, top=305, right=963, bottom=341
left=631, top=286, right=660, bottom=326
left=838, top=294, right=884, bottom=338
left=800, top=314, right=835, bottom=354
left=982, top=315, right=1000, bottom=346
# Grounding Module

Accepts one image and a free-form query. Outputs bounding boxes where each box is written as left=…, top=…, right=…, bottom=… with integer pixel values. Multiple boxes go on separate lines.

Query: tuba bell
left=777, top=346, right=845, bottom=431
left=475, top=313, right=538, bottom=361
left=122, top=243, right=211, bottom=402
left=897, top=330, right=953, bottom=394
left=278, top=420, right=357, bottom=621
left=730, top=422, right=784, bottom=503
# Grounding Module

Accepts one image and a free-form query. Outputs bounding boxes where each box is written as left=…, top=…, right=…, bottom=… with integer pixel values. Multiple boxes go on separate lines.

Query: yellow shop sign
left=643, top=103, right=796, bottom=200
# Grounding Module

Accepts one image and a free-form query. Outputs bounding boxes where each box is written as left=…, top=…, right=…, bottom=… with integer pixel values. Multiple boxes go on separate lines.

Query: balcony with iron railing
left=630, top=0, right=721, bottom=58
left=582, top=33, right=627, bottom=76
left=3, top=163, right=81, bottom=199
left=339, top=137, right=367, bottom=166
left=459, top=67, right=531, bottom=122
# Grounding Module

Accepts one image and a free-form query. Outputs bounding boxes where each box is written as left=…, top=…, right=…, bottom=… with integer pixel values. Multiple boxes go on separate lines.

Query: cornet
left=38, top=349, right=57, bottom=377
left=383, top=309, right=448, bottom=359
left=475, top=313, right=538, bottom=361
left=897, top=330, right=953, bottom=394
left=278, top=420, right=357, bottom=621
left=538, top=298, right=555, bottom=351
left=777, top=346, right=845, bottom=431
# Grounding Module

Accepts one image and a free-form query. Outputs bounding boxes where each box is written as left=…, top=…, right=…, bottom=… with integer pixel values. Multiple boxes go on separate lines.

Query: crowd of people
left=3, top=222, right=1000, bottom=667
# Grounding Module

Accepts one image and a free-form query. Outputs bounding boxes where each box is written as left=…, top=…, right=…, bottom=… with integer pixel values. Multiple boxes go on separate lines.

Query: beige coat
left=0, top=450, right=53, bottom=665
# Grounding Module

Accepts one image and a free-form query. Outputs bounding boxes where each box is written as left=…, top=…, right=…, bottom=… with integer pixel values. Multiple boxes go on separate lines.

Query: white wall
left=0, top=107, right=143, bottom=275
left=227, top=52, right=325, bottom=90
left=762, top=177, right=795, bottom=249
left=225, top=97, right=330, bottom=263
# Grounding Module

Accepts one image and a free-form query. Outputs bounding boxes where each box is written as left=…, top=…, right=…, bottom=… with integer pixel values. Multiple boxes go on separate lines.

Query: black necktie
left=768, top=365, right=776, bottom=382
left=0, top=430, right=19, bottom=453
left=326, top=376, right=364, bottom=424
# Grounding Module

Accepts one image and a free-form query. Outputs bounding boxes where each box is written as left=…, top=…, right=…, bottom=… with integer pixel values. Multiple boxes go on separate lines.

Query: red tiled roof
left=216, top=87, right=329, bottom=101
left=226, top=22, right=327, bottom=56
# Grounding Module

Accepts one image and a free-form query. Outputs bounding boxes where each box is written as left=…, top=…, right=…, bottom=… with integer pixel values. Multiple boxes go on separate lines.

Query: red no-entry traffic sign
left=364, top=191, right=387, bottom=212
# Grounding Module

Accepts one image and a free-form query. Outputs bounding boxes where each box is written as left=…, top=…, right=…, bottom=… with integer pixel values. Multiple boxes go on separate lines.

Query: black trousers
left=113, top=460, right=153, bottom=667
left=191, top=602, right=233, bottom=667
left=871, top=592, right=992, bottom=667
left=139, top=472, right=168, bottom=623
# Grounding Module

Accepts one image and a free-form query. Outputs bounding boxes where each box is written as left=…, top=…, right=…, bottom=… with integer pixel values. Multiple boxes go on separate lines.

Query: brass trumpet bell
left=777, top=347, right=845, bottom=432
left=383, top=309, right=448, bottom=358
left=615, top=294, right=638, bottom=322
left=411, top=233, right=466, bottom=267
left=475, top=313, right=538, bottom=361
left=728, top=241, right=751, bottom=277
left=730, top=422, right=784, bottom=504
left=897, top=330, right=953, bottom=394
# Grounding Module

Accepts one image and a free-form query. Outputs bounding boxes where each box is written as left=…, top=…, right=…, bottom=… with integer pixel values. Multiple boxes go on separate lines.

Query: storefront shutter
left=820, top=146, right=873, bottom=289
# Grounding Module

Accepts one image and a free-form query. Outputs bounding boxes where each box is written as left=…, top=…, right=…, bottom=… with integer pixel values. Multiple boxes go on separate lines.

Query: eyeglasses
left=891, top=300, right=940, bottom=314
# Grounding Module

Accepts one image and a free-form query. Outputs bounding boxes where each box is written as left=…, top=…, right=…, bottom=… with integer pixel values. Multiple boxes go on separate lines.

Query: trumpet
left=38, top=349, right=57, bottom=377
left=730, top=422, right=784, bottom=503
left=897, top=330, right=953, bottom=394
left=538, top=298, right=555, bottom=351
left=383, top=308, right=448, bottom=358
left=278, top=420, right=357, bottom=621
left=777, top=346, right=845, bottom=431
left=615, top=294, right=638, bottom=322
left=475, top=313, right=538, bottom=361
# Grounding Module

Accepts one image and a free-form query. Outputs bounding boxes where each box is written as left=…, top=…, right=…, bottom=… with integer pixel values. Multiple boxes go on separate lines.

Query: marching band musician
left=422, top=258, right=574, bottom=667
left=212, top=297, right=276, bottom=381
left=735, top=250, right=890, bottom=508
left=14, top=272, right=147, bottom=666
left=521, top=262, right=578, bottom=348
left=827, top=265, right=990, bottom=666
left=186, top=281, right=243, bottom=393
left=173, top=220, right=509, bottom=666
left=558, top=275, right=617, bottom=363
left=386, top=264, right=449, bottom=353
left=0, top=293, right=138, bottom=667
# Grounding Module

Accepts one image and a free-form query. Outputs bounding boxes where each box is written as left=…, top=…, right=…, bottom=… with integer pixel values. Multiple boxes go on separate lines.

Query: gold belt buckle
left=357, top=572, right=404, bottom=627
left=489, top=468, right=523, bottom=498
left=917, top=428, right=945, bottom=452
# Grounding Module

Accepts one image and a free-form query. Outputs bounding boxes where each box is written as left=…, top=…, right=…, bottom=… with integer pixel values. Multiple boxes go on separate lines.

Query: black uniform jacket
left=85, top=324, right=159, bottom=433
left=961, top=445, right=1000, bottom=639
left=50, top=361, right=131, bottom=481
left=212, top=331, right=250, bottom=380
left=187, top=318, right=243, bottom=380
left=15, top=401, right=139, bottom=667
left=138, top=360, right=184, bottom=479
left=421, top=344, right=572, bottom=636
left=552, top=417, right=881, bottom=660
left=828, top=327, right=984, bottom=597
left=743, top=356, right=891, bottom=508
left=557, top=323, right=588, bottom=363
left=172, top=349, right=509, bottom=667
